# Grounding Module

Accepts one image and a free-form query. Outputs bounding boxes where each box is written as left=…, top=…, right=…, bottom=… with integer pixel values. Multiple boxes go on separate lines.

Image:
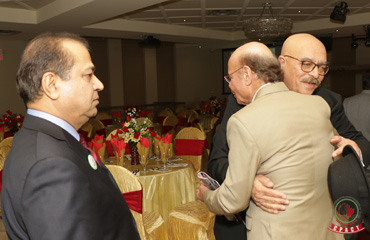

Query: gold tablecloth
left=105, top=157, right=197, bottom=224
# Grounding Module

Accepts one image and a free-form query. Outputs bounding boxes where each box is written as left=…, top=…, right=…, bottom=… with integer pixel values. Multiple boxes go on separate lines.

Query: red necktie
left=80, top=136, right=101, bottom=167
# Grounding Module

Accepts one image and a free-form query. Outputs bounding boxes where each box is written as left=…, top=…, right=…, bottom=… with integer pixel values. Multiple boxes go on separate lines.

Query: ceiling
left=0, top=0, right=369, bottom=47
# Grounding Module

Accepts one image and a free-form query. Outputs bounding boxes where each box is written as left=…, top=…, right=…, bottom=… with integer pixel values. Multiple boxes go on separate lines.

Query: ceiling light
left=243, top=3, right=292, bottom=41
left=330, top=2, right=349, bottom=23
left=297, top=10, right=302, bottom=13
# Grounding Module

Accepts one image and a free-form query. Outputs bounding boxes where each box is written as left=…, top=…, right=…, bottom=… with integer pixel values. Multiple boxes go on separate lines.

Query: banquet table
left=104, top=157, right=197, bottom=224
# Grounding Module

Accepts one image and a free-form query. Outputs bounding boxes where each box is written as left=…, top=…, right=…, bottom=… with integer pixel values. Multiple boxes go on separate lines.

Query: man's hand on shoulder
left=252, top=175, right=289, bottom=214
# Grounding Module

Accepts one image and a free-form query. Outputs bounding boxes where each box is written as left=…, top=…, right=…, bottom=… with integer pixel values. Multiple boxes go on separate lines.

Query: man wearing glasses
left=208, top=33, right=370, bottom=239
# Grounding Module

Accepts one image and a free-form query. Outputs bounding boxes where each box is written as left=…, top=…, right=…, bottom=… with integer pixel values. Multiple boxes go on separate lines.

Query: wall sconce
left=330, top=2, right=349, bottom=23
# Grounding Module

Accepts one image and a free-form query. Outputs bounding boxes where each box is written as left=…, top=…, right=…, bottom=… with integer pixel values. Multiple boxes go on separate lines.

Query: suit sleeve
left=22, top=157, right=104, bottom=240
left=315, top=87, right=370, bottom=167
left=204, top=115, right=260, bottom=215
left=207, top=94, right=244, bottom=183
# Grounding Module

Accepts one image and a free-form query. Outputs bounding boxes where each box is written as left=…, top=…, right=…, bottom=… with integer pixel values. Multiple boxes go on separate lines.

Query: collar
left=252, top=82, right=272, bottom=102
left=27, top=109, right=80, bottom=141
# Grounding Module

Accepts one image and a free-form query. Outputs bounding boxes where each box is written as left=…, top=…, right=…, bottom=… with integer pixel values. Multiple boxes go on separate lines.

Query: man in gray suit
left=343, top=70, right=370, bottom=141
left=1, top=32, right=140, bottom=239
left=197, top=42, right=342, bottom=239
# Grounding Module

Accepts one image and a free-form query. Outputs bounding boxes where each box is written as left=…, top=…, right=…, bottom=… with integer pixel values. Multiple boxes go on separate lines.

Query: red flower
left=150, top=131, right=157, bottom=137
left=6, top=110, right=12, bottom=115
left=126, top=116, right=131, bottom=122
left=7, top=124, right=12, bottom=129
left=11, top=118, right=16, bottom=123
left=134, top=131, right=140, bottom=139
left=122, top=127, right=129, bottom=132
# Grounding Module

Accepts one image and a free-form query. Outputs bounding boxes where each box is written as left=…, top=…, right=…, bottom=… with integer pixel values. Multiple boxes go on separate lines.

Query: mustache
left=300, top=76, right=320, bottom=85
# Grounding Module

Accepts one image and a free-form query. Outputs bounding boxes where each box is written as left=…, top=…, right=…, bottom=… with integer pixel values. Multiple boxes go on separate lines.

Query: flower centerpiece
left=0, top=110, right=24, bottom=136
left=121, top=106, right=153, bottom=165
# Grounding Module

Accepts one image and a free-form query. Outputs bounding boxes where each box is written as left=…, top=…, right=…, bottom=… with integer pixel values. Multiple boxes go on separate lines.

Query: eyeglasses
left=224, top=66, right=243, bottom=84
left=283, top=55, right=329, bottom=76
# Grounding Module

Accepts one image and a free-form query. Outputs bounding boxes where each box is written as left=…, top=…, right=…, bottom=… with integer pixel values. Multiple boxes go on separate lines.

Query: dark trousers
left=213, top=215, right=246, bottom=240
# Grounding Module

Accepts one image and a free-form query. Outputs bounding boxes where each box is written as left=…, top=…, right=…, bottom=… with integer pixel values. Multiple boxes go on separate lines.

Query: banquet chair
left=135, top=117, right=153, bottom=127
left=168, top=200, right=215, bottom=240
left=175, top=127, right=205, bottom=173
left=0, top=218, right=8, bottom=240
left=106, top=165, right=168, bottom=240
left=175, top=104, right=186, bottom=114
left=79, top=122, right=94, bottom=140
left=157, top=108, right=174, bottom=125
left=162, top=114, right=178, bottom=135
left=187, top=110, right=199, bottom=127
left=0, top=137, right=13, bottom=217
left=96, top=111, right=113, bottom=126
left=88, top=118, right=106, bottom=137
left=210, top=117, right=219, bottom=130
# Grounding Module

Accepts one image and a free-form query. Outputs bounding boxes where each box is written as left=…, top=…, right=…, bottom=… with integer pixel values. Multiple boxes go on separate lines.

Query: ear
left=278, top=55, right=285, bottom=69
left=242, top=65, right=253, bottom=86
left=41, top=72, right=60, bottom=100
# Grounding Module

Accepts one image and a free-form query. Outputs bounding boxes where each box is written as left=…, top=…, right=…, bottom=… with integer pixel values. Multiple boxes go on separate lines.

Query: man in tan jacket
left=197, top=42, right=342, bottom=240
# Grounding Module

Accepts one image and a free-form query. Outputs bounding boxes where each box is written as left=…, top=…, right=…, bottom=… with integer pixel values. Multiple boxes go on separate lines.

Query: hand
left=251, top=175, right=289, bottom=214
left=197, top=181, right=210, bottom=201
left=331, top=136, right=361, bottom=158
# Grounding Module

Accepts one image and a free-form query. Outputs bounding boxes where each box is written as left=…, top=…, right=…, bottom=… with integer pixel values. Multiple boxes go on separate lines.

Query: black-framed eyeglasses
left=284, top=55, right=329, bottom=76
left=224, top=66, right=243, bottom=84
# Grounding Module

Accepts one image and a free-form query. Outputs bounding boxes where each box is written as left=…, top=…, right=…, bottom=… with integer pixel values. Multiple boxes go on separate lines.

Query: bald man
left=207, top=33, right=369, bottom=239
left=198, top=41, right=342, bottom=240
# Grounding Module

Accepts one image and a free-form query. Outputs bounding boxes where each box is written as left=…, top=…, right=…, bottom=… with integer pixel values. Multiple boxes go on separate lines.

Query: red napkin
left=92, top=141, right=104, bottom=161
left=156, top=135, right=162, bottom=141
left=93, top=134, right=104, bottom=142
left=162, top=133, right=173, bottom=144
left=0, top=125, right=4, bottom=131
left=140, top=137, right=150, bottom=148
left=111, top=138, right=127, bottom=159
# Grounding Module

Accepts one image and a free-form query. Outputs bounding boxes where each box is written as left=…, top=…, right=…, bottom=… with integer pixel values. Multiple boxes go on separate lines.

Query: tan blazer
left=204, top=82, right=343, bottom=240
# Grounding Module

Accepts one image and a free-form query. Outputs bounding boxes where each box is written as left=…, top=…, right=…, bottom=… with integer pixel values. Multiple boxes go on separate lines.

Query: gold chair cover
left=175, top=127, right=205, bottom=173
left=88, top=118, right=105, bottom=137
left=80, top=122, right=94, bottom=139
left=0, top=218, right=8, bottom=240
left=143, top=211, right=169, bottom=240
left=96, top=111, right=112, bottom=121
left=0, top=137, right=13, bottom=217
left=106, top=165, right=168, bottom=240
left=168, top=200, right=215, bottom=240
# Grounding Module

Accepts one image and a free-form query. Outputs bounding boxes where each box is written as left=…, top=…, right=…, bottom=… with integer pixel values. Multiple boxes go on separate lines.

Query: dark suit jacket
left=1, top=114, right=140, bottom=240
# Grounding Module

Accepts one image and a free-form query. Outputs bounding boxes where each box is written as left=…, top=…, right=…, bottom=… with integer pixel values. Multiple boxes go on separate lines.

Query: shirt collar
left=252, top=82, right=272, bottom=102
left=27, top=109, right=80, bottom=141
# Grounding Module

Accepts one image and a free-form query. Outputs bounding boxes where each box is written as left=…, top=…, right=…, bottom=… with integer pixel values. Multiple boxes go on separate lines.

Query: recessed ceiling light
left=183, top=19, right=187, bottom=22
left=297, top=10, right=302, bottom=13
left=335, top=29, right=339, bottom=32
left=199, top=46, right=202, bottom=49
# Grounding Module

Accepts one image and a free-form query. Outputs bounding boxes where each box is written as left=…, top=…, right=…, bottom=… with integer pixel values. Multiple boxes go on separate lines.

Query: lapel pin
left=88, top=154, right=98, bottom=170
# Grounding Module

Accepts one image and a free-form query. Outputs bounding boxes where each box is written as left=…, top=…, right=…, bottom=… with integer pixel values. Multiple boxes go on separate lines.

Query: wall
left=175, top=45, right=223, bottom=105
left=0, top=39, right=27, bottom=115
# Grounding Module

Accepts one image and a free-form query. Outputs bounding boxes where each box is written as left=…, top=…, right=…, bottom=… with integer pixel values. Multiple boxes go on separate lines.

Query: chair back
left=187, top=110, right=199, bottom=126
left=106, top=165, right=146, bottom=240
left=79, top=122, right=93, bottom=140
left=210, top=117, right=219, bottom=130
left=157, top=108, right=174, bottom=124
left=89, top=118, right=106, bottom=137
left=162, top=114, right=178, bottom=135
left=135, top=118, right=153, bottom=127
left=96, top=112, right=112, bottom=126
left=175, top=127, right=205, bottom=173
left=0, top=137, right=13, bottom=170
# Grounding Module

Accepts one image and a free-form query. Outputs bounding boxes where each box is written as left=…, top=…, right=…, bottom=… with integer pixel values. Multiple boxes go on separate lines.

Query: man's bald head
left=279, top=33, right=328, bottom=95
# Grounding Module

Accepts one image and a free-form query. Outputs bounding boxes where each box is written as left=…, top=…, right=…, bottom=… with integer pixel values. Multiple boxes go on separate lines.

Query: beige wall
left=0, top=39, right=27, bottom=115
left=175, top=45, right=223, bottom=104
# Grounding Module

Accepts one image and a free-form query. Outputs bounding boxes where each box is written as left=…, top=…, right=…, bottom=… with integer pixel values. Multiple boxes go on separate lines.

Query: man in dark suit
left=208, top=33, right=370, bottom=239
left=1, top=32, right=141, bottom=239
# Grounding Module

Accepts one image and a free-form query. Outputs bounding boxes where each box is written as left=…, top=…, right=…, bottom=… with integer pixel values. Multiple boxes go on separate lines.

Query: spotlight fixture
left=330, top=2, right=349, bottom=23
left=350, top=26, right=370, bottom=48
